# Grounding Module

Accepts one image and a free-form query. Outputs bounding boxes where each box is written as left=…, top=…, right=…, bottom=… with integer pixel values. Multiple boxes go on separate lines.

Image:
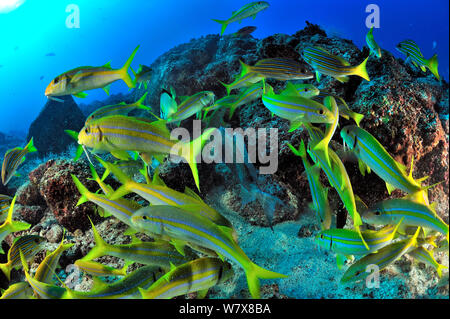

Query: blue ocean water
left=0, top=0, right=448, bottom=135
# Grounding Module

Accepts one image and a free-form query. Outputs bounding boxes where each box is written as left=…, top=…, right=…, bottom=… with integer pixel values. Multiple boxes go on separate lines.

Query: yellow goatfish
left=45, top=45, right=140, bottom=99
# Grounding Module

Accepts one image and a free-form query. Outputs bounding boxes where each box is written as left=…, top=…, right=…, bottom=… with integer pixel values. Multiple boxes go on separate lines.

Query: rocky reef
left=1, top=22, right=448, bottom=298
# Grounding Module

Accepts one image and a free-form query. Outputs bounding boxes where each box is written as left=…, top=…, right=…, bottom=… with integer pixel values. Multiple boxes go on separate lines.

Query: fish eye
left=143, top=216, right=148, bottom=220
left=85, top=127, right=90, bottom=134
left=319, top=109, right=324, bottom=115
left=374, top=210, right=381, bottom=216
left=54, top=77, right=60, bottom=84
left=320, top=234, right=324, bottom=239
left=305, top=88, right=309, bottom=92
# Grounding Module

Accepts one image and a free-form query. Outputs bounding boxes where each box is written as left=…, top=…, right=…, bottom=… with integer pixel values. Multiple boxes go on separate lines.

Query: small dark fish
left=233, top=26, right=257, bottom=37
left=45, top=52, right=56, bottom=57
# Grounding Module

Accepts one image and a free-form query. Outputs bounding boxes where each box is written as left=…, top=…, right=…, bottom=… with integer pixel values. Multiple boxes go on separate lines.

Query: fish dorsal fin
left=103, top=61, right=112, bottom=69
left=281, top=81, right=301, bottom=97
left=130, top=235, right=142, bottom=244
left=149, top=119, right=170, bottom=137
left=152, top=167, right=166, bottom=187
left=218, top=225, right=235, bottom=241
left=184, top=186, right=203, bottom=202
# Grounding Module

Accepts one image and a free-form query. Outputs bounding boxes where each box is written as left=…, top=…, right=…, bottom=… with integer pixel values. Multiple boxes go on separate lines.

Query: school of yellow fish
left=0, top=1, right=448, bottom=299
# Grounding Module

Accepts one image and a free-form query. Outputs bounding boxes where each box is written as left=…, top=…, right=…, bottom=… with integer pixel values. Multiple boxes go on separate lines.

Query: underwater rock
left=15, top=204, right=45, bottom=225
left=26, top=95, right=85, bottom=157
left=120, top=23, right=448, bottom=229
left=28, top=159, right=102, bottom=232
left=16, top=181, right=46, bottom=207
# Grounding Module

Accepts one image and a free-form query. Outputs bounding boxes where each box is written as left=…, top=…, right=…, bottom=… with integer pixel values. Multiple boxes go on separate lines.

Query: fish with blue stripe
left=45, top=45, right=140, bottom=99
left=288, top=139, right=332, bottom=230
left=212, top=1, right=270, bottom=35
left=228, top=82, right=264, bottom=119
left=85, top=92, right=151, bottom=124
left=261, top=84, right=335, bottom=132
left=366, top=27, right=382, bottom=58
left=239, top=58, right=314, bottom=81
left=96, top=157, right=236, bottom=239
left=0, top=235, right=46, bottom=281
left=340, top=125, right=434, bottom=195
left=0, top=194, right=13, bottom=222
left=139, top=257, right=233, bottom=299
left=167, top=91, right=215, bottom=124
left=340, top=227, right=420, bottom=283
left=220, top=71, right=264, bottom=96
left=80, top=218, right=194, bottom=270
left=396, top=39, right=440, bottom=80
left=295, top=124, right=369, bottom=250
left=302, top=46, right=370, bottom=83
left=0, top=196, right=31, bottom=254
left=407, top=246, right=447, bottom=278
left=2, top=138, right=37, bottom=185
left=362, top=198, right=449, bottom=242
left=315, top=219, right=403, bottom=269
left=131, top=204, right=288, bottom=299
left=77, top=115, right=217, bottom=191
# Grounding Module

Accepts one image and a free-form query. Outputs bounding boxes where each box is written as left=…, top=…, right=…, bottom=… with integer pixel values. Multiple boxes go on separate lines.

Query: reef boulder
left=26, top=95, right=85, bottom=157
left=22, top=159, right=102, bottom=232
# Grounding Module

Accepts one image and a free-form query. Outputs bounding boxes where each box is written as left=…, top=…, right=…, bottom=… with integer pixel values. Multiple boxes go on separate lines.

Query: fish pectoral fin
left=336, top=76, right=350, bottom=83
left=170, top=239, right=186, bottom=256
left=110, top=150, right=131, bottom=161
left=102, top=85, right=111, bottom=95
left=288, top=119, right=304, bottom=132
left=74, top=92, right=88, bottom=98
left=420, top=65, right=427, bottom=73
left=336, top=254, right=347, bottom=270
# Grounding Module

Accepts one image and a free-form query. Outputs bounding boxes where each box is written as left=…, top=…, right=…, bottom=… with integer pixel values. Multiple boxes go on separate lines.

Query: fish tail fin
left=219, top=80, right=232, bottom=96
left=353, top=112, right=364, bottom=127
left=436, top=263, right=447, bottom=278
left=119, top=45, right=140, bottom=88
left=212, top=19, right=228, bottom=35
left=354, top=56, right=370, bottom=81
left=0, top=263, right=11, bottom=281
left=81, top=217, right=109, bottom=261
left=427, top=54, right=440, bottom=81
left=180, top=128, right=217, bottom=191
left=4, top=196, right=31, bottom=234
left=287, top=139, right=306, bottom=159
left=245, top=263, right=288, bottom=299
left=71, top=174, right=91, bottom=206
left=135, top=92, right=149, bottom=108
left=239, top=60, right=252, bottom=77
left=25, top=137, right=37, bottom=153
